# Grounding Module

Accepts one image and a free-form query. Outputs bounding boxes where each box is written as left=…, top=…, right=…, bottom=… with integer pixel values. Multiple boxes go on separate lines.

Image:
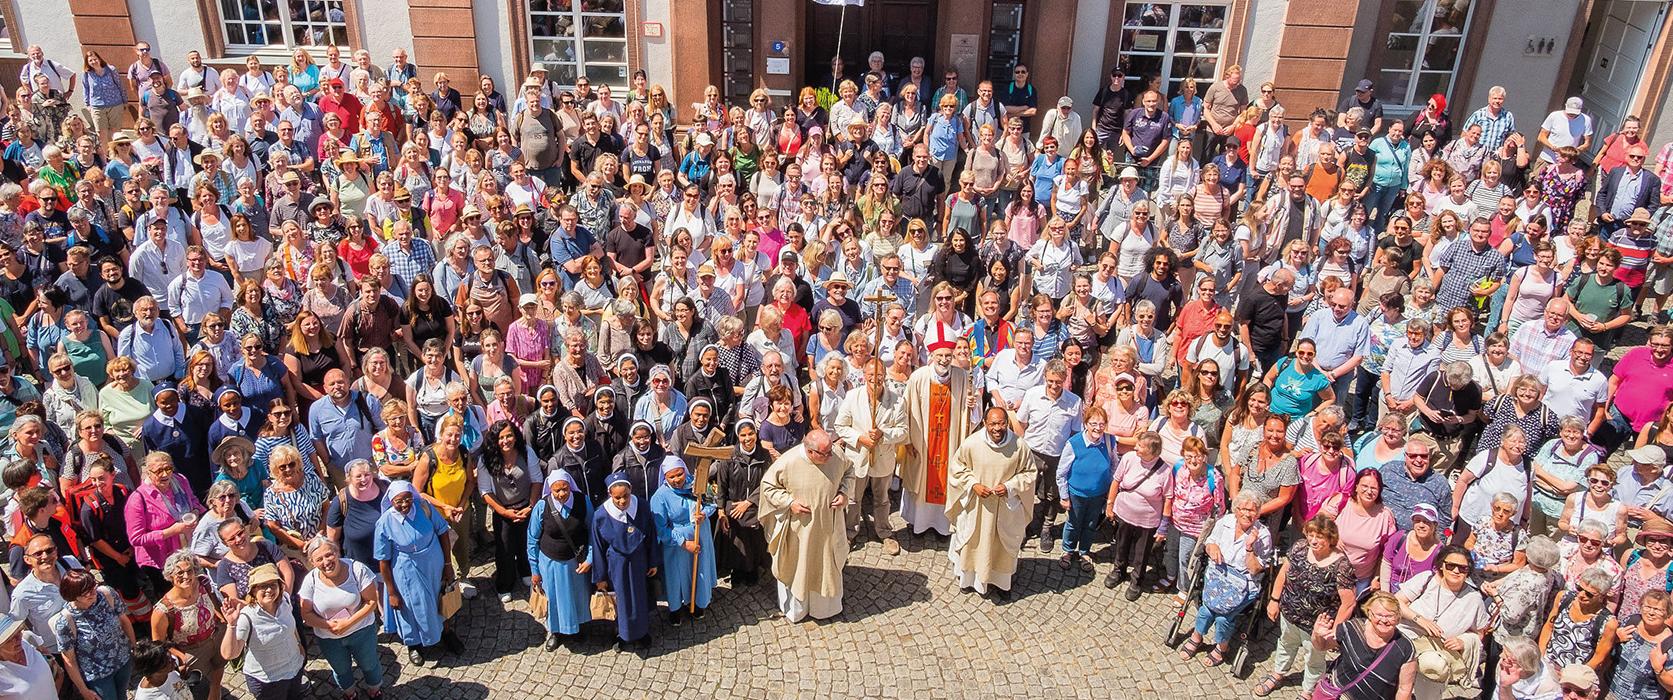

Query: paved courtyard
left=262, top=524, right=1298, bottom=700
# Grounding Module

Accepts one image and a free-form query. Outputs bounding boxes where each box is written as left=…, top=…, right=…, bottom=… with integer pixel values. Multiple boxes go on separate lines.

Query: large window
left=528, top=0, right=629, bottom=91
left=219, top=0, right=348, bottom=51
left=720, top=0, right=753, bottom=104
left=1373, top=0, right=1476, bottom=109
left=986, top=2, right=1025, bottom=85
left=1115, top=2, right=1227, bottom=97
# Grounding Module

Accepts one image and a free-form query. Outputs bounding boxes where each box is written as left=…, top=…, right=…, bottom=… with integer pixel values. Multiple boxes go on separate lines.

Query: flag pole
left=833, top=3, right=848, bottom=93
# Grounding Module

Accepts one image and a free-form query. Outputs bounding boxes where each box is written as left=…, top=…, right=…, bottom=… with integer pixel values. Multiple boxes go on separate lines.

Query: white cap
left=1565, top=96, right=1584, bottom=115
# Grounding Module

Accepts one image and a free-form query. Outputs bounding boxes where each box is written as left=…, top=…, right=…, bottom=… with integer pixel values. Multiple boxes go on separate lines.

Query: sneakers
left=881, top=538, right=901, bottom=556
left=1037, top=533, right=1055, bottom=554
left=499, top=592, right=513, bottom=603
left=458, top=581, right=478, bottom=600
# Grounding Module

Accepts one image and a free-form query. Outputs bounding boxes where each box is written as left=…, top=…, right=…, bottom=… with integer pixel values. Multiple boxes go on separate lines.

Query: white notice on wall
left=766, top=57, right=791, bottom=75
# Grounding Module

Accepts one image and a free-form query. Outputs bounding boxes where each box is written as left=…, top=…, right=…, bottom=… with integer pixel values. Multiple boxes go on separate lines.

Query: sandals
left=1202, top=646, right=1226, bottom=667
left=1252, top=673, right=1286, bottom=697
left=1178, top=637, right=1203, bottom=660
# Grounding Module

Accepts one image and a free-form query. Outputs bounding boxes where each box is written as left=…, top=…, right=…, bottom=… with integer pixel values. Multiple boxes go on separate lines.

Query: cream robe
left=832, top=385, right=908, bottom=478
left=946, top=431, right=1038, bottom=592
left=759, top=444, right=856, bottom=620
left=900, top=365, right=973, bottom=534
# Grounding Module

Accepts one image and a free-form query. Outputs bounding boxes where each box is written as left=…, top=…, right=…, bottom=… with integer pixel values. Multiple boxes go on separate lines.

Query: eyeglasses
left=1578, top=536, right=1603, bottom=546
left=27, top=546, right=57, bottom=558
left=1576, top=586, right=1601, bottom=599
left=1588, top=477, right=1613, bottom=487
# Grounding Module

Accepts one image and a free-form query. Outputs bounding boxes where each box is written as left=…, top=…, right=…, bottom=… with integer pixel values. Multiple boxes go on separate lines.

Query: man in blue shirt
left=307, top=369, right=384, bottom=485
left=1298, top=287, right=1371, bottom=404
left=117, top=295, right=185, bottom=383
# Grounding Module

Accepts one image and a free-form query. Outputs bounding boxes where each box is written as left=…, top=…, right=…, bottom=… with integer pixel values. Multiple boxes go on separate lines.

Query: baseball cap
left=1057, top=96, right=1073, bottom=108
left=696, top=263, right=716, bottom=278
left=1559, top=664, right=1598, bottom=691
left=1565, top=96, right=1584, bottom=115
left=1629, top=445, right=1668, bottom=466
left=1355, top=79, right=1374, bottom=92
left=519, top=293, right=538, bottom=307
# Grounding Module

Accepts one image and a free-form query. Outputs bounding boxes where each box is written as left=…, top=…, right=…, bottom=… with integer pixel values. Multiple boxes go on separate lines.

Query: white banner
left=811, top=0, right=865, bottom=6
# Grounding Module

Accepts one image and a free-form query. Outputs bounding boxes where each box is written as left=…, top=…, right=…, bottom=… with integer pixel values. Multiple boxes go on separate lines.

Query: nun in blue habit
left=527, top=468, right=593, bottom=650
left=649, top=455, right=717, bottom=624
left=589, top=471, right=660, bottom=649
left=373, top=480, right=455, bottom=667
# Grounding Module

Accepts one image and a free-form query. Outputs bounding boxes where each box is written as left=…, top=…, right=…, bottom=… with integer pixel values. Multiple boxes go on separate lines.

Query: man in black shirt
left=90, top=257, right=147, bottom=339
left=1236, top=267, right=1294, bottom=372
left=998, top=63, right=1038, bottom=131
left=567, top=113, right=606, bottom=188
left=889, top=146, right=944, bottom=224
left=1090, top=67, right=1130, bottom=151
left=604, top=202, right=655, bottom=285
left=1336, top=79, right=1385, bottom=135
left=1342, top=128, right=1378, bottom=198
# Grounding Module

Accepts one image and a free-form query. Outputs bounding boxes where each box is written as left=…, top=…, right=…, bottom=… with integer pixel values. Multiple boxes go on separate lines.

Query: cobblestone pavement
left=255, top=520, right=1312, bottom=700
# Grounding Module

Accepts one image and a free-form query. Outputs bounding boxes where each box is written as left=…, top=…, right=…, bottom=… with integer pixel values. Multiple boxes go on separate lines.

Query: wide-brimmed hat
left=1637, top=519, right=1673, bottom=545
left=625, top=174, right=650, bottom=195
left=193, top=149, right=223, bottom=166
left=1626, top=207, right=1653, bottom=226
left=333, top=149, right=372, bottom=166
left=184, top=87, right=209, bottom=102
left=1412, top=636, right=1465, bottom=682
left=1118, top=166, right=1140, bottom=180
left=211, top=435, right=255, bottom=467
left=110, top=130, right=137, bottom=145
left=825, top=271, right=851, bottom=288
left=247, top=563, right=283, bottom=589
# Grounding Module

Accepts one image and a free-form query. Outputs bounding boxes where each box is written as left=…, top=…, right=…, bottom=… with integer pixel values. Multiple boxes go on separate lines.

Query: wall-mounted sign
left=771, top=40, right=788, bottom=55
left=642, top=22, right=664, bottom=38
left=767, top=57, right=791, bottom=75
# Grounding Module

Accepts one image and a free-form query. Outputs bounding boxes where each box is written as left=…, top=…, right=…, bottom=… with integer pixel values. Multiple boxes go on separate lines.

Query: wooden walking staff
left=680, top=428, right=730, bottom=614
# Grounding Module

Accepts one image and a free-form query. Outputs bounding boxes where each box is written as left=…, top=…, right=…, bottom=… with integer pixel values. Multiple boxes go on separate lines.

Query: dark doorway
left=804, top=0, right=939, bottom=92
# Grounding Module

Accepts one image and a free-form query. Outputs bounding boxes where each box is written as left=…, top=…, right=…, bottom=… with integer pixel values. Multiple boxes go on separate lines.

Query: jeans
left=316, top=624, right=384, bottom=690
left=1253, top=344, right=1287, bottom=376
left=1272, top=615, right=1328, bottom=691
left=1483, top=282, right=1511, bottom=333
left=1366, top=183, right=1404, bottom=229
left=1351, top=367, right=1382, bottom=432
left=1028, top=450, right=1064, bottom=542
left=1062, top=493, right=1107, bottom=556
left=1193, top=595, right=1254, bottom=644
left=1164, top=528, right=1201, bottom=588
left=1323, top=369, right=1354, bottom=412
left=85, top=662, right=133, bottom=700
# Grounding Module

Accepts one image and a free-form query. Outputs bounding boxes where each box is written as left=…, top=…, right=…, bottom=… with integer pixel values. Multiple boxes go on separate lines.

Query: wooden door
left=804, top=0, right=938, bottom=90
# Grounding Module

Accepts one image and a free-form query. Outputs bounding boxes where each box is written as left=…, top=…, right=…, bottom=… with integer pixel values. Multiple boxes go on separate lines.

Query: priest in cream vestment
left=901, top=341, right=973, bottom=536
left=947, top=407, right=1038, bottom=598
left=759, top=429, right=856, bottom=622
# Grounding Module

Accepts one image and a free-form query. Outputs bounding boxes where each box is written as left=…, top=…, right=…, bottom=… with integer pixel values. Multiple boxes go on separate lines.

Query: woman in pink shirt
left=1161, top=437, right=1223, bottom=603
left=1103, top=431, right=1172, bottom=601
left=122, top=452, right=205, bottom=591
left=1295, top=429, right=1355, bottom=523
left=1334, top=469, right=1398, bottom=593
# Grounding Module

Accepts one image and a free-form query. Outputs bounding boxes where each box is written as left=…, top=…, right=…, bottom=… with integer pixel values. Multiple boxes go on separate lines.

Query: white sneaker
left=499, top=592, right=513, bottom=603
left=459, top=581, right=479, bottom=599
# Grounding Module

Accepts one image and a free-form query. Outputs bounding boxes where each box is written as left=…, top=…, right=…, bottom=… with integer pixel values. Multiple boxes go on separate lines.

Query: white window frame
left=1115, top=1, right=1231, bottom=96
left=526, top=0, right=630, bottom=91
left=217, top=0, right=350, bottom=55
left=1375, top=0, right=1479, bottom=110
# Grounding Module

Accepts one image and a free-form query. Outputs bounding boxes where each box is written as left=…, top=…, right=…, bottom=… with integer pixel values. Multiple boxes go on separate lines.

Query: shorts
left=1651, top=263, right=1673, bottom=296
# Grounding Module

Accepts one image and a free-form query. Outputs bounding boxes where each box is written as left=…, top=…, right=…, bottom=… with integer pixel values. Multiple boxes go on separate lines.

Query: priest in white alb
left=901, top=340, right=973, bottom=536
left=947, top=406, right=1038, bottom=600
left=759, top=429, right=856, bottom=622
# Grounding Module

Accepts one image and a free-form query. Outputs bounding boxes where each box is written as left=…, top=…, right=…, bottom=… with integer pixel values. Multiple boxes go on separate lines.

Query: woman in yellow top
left=413, top=414, right=479, bottom=598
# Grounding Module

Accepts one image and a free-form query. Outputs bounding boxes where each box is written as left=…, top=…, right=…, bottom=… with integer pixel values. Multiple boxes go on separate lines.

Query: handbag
left=1310, top=622, right=1399, bottom=700
left=529, top=586, right=548, bottom=620
left=590, top=592, right=617, bottom=621
left=1201, top=561, right=1258, bottom=615
left=439, top=582, right=463, bottom=620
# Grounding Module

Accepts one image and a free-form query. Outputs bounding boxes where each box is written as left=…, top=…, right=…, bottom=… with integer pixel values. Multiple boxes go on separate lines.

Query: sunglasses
left=1439, top=561, right=1470, bottom=573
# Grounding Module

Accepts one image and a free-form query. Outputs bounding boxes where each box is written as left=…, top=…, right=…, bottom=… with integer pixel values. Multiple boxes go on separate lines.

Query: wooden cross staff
left=681, top=431, right=732, bottom=614
left=860, top=290, right=897, bottom=473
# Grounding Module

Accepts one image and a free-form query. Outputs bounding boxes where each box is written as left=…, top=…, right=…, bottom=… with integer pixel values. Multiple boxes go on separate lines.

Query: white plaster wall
left=359, top=1, right=414, bottom=71
left=1068, top=0, right=1111, bottom=104
left=1458, top=0, right=1581, bottom=119
left=640, top=0, right=671, bottom=91
left=1646, top=79, right=1673, bottom=148
left=474, top=0, right=516, bottom=88
left=127, top=0, right=207, bottom=63
left=1239, top=0, right=1285, bottom=86
left=13, top=0, right=82, bottom=60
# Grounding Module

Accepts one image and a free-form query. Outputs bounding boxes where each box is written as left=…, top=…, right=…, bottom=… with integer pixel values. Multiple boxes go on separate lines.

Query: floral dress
left=1468, top=518, right=1526, bottom=578
left=231, top=303, right=287, bottom=354
left=1536, top=166, right=1587, bottom=231
left=1277, top=541, right=1355, bottom=628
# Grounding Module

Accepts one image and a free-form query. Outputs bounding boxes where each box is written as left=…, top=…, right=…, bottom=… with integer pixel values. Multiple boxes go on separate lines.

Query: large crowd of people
left=0, top=36, right=1667, bottom=700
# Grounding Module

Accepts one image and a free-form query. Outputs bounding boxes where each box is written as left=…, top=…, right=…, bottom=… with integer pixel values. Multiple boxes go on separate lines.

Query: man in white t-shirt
left=1536, top=97, right=1594, bottom=163
left=1183, top=310, right=1249, bottom=390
